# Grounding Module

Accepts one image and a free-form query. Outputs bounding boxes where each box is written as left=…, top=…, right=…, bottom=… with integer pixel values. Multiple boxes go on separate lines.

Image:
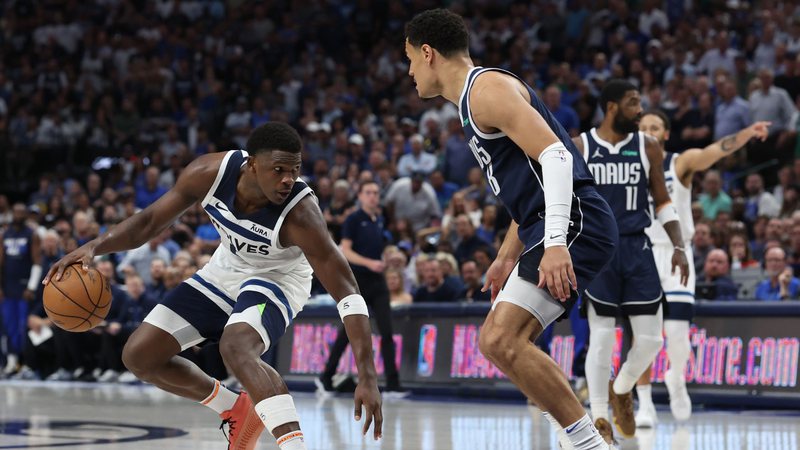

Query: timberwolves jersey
left=458, top=67, right=595, bottom=246
left=200, top=150, right=313, bottom=279
left=582, top=129, right=651, bottom=235
left=645, top=152, right=694, bottom=245
left=2, top=226, right=34, bottom=297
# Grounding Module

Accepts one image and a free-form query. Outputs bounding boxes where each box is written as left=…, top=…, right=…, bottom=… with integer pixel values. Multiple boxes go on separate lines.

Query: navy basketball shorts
left=495, top=187, right=618, bottom=328
left=584, top=232, right=664, bottom=317
left=143, top=264, right=310, bottom=354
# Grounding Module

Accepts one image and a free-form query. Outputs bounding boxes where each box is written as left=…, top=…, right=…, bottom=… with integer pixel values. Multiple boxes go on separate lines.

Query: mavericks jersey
left=201, top=150, right=313, bottom=279
left=2, top=226, right=34, bottom=297
left=458, top=67, right=595, bottom=246
left=645, top=152, right=694, bottom=245
left=581, top=129, right=651, bottom=235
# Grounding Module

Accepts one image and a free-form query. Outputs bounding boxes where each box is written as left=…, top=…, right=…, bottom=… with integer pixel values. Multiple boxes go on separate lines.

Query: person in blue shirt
left=755, top=247, right=800, bottom=300
left=544, top=85, right=580, bottom=137
left=135, top=166, right=168, bottom=209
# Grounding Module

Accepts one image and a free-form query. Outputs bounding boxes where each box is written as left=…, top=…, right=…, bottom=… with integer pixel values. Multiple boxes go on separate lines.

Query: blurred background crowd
left=1, top=0, right=800, bottom=382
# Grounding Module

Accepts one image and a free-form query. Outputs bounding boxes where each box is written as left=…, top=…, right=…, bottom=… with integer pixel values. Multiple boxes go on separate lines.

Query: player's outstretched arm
left=470, top=72, right=576, bottom=300
left=44, top=154, right=220, bottom=284
left=282, top=196, right=383, bottom=440
left=645, top=135, right=690, bottom=285
left=676, top=121, right=770, bottom=180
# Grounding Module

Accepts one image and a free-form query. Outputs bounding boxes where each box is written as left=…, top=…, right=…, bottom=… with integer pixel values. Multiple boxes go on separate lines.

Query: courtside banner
left=275, top=302, right=800, bottom=399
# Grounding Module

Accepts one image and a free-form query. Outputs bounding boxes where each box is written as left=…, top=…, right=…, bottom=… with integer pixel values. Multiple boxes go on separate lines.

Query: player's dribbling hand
left=538, top=246, right=577, bottom=302
left=43, top=241, right=97, bottom=285
left=353, top=378, right=383, bottom=440
left=671, top=248, right=690, bottom=287
left=482, top=257, right=517, bottom=302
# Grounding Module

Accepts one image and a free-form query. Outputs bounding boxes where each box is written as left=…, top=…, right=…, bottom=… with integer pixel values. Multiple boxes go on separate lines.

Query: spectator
left=459, top=260, right=490, bottom=302
left=225, top=97, right=252, bottom=149
left=441, top=118, right=473, bottom=187
left=385, top=172, right=441, bottom=233
left=744, top=173, right=781, bottom=222
left=715, top=79, right=751, bottom=140
left=693, top=223, right=715, bottom=279
left=453, top=214, right=493, bottom=265
left=748, top=69, right=798, bottom=168
left=386, top=268, right=412, bottom=306
left=755, top=247, right=800, bottom=300
left=728, top=234, right=760, bottom=270
left=413, top=259, right=460, bottom=303
left=429, top=169, right=459, bottom=210
left=117, top=233, right=172, bottom=285
left=397, top=134, right=437, bottom=177
left=135, top=166, right=168, bottom=209
left=147, top=258, right=168, bottom=301
left=699, top=170, right=732, bottom=220
left=543, top=85, right=580, bottom=136
left=697, top=31, right=738, bottom=77
left=98, top=274, right=157, bottom=382
left=697, top=249, right=739, bottom=300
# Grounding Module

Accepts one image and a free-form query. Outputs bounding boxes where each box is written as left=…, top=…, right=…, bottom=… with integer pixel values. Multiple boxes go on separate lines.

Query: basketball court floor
left=0, top=381, right=797, bottom=449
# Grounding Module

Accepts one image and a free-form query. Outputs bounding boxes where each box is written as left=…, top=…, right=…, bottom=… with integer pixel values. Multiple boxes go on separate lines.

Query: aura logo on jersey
left=0, top=420, right=187, bottom=448
left=468, top=136, right=501, bottom=195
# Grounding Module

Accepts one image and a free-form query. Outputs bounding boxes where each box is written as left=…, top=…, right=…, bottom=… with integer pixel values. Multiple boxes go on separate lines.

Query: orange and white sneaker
left=219, top=391, right=265, bottom=450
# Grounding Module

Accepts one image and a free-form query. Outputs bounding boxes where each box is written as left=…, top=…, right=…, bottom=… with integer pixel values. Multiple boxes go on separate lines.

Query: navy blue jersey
left=2, top=226, right=34, bottom=297
left=458, top=67, right=595, bottom=246
left=581, top=129, right=651, bottom=235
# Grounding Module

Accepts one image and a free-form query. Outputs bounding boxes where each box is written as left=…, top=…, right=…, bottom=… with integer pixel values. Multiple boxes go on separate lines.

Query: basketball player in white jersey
left=636, top=111, right=769, bottom=426
left=44, top=123, right=383, bottom=450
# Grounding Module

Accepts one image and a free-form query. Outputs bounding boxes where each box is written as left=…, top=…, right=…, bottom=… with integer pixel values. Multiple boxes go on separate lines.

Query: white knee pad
left=254, top=394, right=300, bottom=432
left=632, top=333, right=664, bottom=361
left=665, top=320, right=691, bottom=371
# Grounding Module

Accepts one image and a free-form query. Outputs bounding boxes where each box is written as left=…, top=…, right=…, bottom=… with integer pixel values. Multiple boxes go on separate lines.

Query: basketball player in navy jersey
left=1, top=203, right=42, bottom=375
left=573, top=80, right=689, bottom=442
left=45, top=123, right=382, bottom=450
left=405, top=9, right=617, bottom=450
left=634, top=111, right=769, bottom=427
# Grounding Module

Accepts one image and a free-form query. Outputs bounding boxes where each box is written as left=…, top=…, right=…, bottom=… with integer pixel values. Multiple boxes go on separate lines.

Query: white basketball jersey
left=200, top=150, right=314, bottom=279
left=646, top=152, right=694, bottom=245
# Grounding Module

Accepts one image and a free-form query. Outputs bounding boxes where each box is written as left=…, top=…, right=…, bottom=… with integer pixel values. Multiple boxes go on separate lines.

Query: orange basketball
left=43, top=264, right=113, bottom=332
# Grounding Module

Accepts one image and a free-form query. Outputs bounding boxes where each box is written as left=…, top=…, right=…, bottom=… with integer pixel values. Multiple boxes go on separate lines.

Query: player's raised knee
left=219, top=324, right=264, bottom=368
left=122, top=334, right=155, bottom=379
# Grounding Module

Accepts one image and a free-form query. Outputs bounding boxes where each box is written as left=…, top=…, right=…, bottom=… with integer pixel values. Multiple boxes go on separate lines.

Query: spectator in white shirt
left=397, top=134, right=438, bottom=177
left=697, top=31, right=737, bottom=77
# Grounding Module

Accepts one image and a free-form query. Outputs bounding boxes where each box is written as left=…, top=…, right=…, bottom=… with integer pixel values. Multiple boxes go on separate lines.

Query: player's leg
left=635, top=364, right=657, bottom=428
left=122, top=281, right=238, bottom=412
left=584, top=299, right=618, bottom=443
left=664, top=318, right=692, bottom=420
left=479, top=264, right=610, bottom=450
left=364, top=273, right=402, bottom=393
left=223, top=282, right=306, bottom=450
left=319, top=326, right=348, bottom=392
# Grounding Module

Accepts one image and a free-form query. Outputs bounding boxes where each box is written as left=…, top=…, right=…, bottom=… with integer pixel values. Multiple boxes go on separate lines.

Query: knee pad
left=633, top=333, right=664, bottom=360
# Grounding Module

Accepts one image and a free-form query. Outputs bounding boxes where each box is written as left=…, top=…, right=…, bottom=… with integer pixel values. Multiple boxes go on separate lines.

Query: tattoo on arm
left=720, top=134, right=737, bottom=152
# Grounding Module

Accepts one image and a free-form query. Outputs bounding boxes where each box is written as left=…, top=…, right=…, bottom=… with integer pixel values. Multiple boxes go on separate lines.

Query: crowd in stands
left=2, top=1, right=800, bottom=381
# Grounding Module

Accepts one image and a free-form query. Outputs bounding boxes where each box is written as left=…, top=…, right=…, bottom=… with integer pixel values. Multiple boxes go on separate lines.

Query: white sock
left=564, top=414, right=608, bottom=450
left=614, top=307, right=664, bottom=395
left=200, top=379, right=239, bottom=414
left=543, top=412, right=573, bottom=450
left=586, top=304, right=615, bottom=421
left=276, top=431, right=306, bottom=450
left=637, top=384, right=654, bottom=407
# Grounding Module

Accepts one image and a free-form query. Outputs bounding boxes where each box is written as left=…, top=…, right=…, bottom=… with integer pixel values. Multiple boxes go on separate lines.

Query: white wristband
left=656, top=202, right=679, bottom=226
left=337, top=294, right=369, bottom=321
left=539, top=141, right=573, bottom=248
left=27, top=265, right=42, bottom=292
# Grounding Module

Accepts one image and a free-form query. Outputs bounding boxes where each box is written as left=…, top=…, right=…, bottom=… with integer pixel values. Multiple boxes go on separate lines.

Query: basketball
left=43, top=264, right=113, bottom=332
